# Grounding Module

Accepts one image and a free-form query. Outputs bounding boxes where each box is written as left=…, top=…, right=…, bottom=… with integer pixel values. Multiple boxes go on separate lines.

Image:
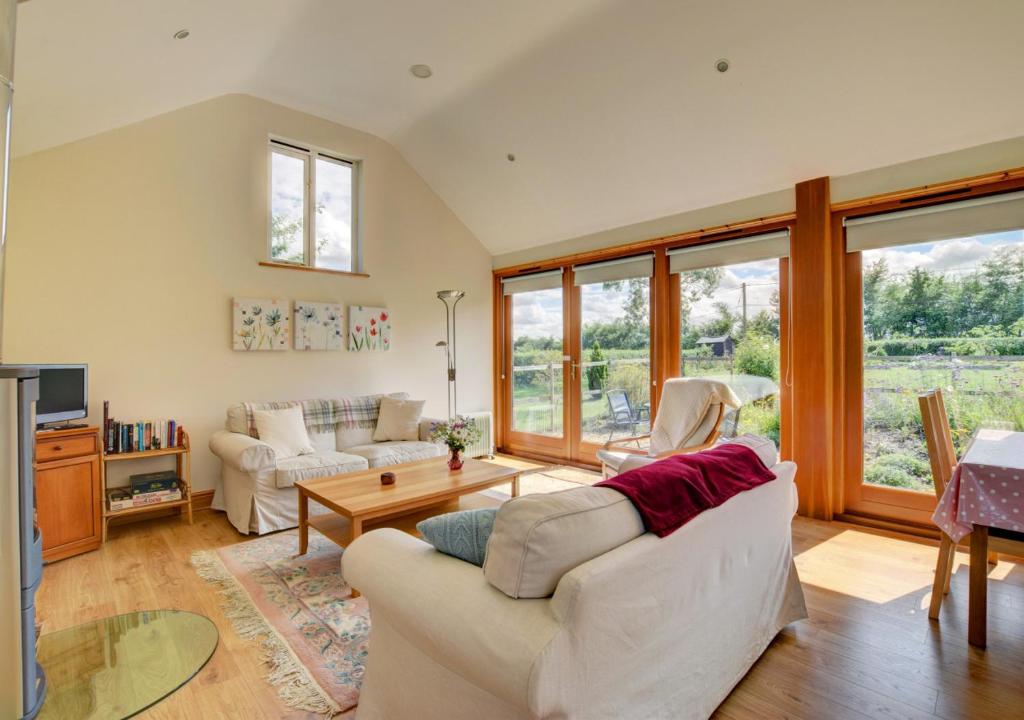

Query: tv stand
left=39, top=421, right=89, bottom=431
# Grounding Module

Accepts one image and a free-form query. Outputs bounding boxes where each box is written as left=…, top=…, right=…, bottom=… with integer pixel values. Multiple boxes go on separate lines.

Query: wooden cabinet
left=35, top=426, right=102, bottom=562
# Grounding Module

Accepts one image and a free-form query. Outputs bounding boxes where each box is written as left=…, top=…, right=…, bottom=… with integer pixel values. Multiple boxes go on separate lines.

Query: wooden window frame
left=492, top=214, right=796, bottom=466
left=268, top=137, right=363, bottom=274
left=834, top=170, right=1024, bottom=526
left=493, top=164, right=1024, bottom=530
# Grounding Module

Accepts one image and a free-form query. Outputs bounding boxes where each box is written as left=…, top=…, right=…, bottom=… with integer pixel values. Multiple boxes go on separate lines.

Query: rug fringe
left=190, top=549, right=342, bottom=718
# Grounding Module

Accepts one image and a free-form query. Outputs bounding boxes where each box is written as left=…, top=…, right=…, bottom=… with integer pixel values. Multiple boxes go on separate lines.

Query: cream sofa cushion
left=483, top=486, right=645, bottom=599
left=275, top=451, right=369, bottom=489
left=345, top=441, right=442, bottom=468
left=373, top=397, right=425, bottom=442
left=253, top=406, right=314, bottom=459
left=336, top=426, right=375, bottom=450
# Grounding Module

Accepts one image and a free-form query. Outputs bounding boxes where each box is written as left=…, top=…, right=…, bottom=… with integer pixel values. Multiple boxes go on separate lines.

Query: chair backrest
left=918, top=389, right=957, bottom=500
left=650, top=378, right=733, bottom=454
left=606, top=389, right=632, bottom=422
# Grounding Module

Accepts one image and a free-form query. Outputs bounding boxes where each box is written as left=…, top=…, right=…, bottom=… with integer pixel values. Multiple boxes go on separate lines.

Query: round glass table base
left=37, top=609, right=218, bottom=719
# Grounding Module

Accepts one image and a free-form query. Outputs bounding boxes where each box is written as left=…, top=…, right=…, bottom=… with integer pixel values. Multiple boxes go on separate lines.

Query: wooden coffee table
left=296, top=457, right=520, bottom=594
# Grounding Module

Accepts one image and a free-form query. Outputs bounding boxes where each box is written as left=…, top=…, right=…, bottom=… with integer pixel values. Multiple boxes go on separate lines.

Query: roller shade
left=501, top=269, right=563, bottom=295
left=668, top=230, right=789, bottom=273
left=573, top=254, right=653, bottom=286
left=845, top=190, right=1024, bottom=253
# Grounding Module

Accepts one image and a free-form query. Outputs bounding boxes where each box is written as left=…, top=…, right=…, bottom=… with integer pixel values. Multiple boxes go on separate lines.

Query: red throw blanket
left=596, top=444, right=776, bottom=537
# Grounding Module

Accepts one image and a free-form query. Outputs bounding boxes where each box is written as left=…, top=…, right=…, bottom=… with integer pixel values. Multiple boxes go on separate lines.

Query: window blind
left=668, top=230, right=789, bottom=273
left=845, top=190, right=1024, bottom=253
left=572, top=254, right=654, bottom=286
left=501, top=269, right=563, bottom=295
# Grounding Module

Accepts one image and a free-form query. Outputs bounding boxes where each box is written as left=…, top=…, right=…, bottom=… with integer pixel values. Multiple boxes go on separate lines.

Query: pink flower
left=355, top=325, right=362, bottom=332
left=380, top=311, right=389, bottom=321
left=370, top=317, right=377, bottom=326
left=370, top=327, right=378, bottom=336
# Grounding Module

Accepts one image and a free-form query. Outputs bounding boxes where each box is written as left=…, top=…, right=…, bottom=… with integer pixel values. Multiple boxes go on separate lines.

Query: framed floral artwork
left=348, top=306, right=391, bottom=351
left=294, top=301, right=343, bottom=350
left=232, top=298, right=289, bottom=351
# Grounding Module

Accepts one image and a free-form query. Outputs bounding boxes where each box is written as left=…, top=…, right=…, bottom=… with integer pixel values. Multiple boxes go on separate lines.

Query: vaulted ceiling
left=14, top=0, right=1024, bottom=255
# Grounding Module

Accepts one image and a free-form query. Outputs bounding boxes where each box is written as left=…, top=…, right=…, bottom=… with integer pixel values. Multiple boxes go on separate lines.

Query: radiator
left=462, top=411, right=495, bottom=458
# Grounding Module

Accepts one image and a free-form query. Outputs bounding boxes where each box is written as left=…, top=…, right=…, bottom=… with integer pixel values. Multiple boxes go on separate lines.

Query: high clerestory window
left=268, top=138, right=360, bottom=272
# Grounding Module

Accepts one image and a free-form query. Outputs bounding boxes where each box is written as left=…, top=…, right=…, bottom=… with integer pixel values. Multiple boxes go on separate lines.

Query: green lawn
left=863, top=357, right=1024, bottom=492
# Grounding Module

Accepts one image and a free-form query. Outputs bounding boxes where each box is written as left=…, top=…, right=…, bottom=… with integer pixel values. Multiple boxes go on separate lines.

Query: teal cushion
left=416, top=508, right=498, bottom=566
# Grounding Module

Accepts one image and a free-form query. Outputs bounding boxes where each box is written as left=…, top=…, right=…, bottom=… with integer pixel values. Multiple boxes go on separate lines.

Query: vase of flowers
left=430, top=416, right=481, bottom=471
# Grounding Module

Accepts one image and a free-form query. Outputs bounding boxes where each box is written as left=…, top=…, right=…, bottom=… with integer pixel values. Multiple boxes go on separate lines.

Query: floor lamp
left=436, top=290, right=465, bottom=419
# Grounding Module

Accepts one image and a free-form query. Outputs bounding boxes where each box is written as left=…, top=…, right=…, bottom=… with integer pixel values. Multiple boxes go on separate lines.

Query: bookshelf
left=101, top=431, right=192, bottom=540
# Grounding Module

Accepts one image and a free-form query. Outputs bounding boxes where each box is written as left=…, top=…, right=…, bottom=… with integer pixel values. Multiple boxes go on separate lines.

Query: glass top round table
left=37, top=609, right=218, bottom=719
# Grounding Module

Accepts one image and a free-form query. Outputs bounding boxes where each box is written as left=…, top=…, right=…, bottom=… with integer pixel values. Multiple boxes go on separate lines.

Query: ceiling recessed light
left=715, top=58, right=730, bottom=73
left=173, top=29, right=190, bottom=40
left=410, top=64, right=433, bottom=79
left=506, top=153, right=516, bottom=162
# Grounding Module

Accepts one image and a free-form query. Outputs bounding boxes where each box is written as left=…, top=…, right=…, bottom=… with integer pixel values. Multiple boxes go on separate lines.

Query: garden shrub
left=587, top=341, right=607, bottom=391
left=864, top=336, right=1024, bottom=357
left=734, top=332, right=778, bottom=380
left=606, top=362, right=649, bottom=412
left=864, top=453, right=932, bottom=490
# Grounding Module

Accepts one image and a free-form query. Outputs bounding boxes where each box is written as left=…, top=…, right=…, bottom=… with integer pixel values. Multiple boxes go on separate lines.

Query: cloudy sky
left=862, top=229, right=1023, bottom=277
left=510, top=229, right=1023, bottom=343
left=271, top=151, right=353, bottom=270
left=511, top=260, right=779, bottom=341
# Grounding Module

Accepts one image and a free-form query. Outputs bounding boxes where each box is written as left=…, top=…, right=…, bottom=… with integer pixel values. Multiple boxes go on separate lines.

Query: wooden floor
left=36, top=468, right=1024, bottom=719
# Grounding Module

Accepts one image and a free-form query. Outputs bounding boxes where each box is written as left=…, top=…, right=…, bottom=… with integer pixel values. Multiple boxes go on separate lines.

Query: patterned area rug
left=191, top=530, right=366, bottom=716
left=190, top=461, right=601, bottom=716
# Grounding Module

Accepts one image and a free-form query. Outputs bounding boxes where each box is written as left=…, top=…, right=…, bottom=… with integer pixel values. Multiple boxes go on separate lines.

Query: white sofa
left=209, top=393, right=443, bottom=534
left=344, top=439, right=807, bottom=720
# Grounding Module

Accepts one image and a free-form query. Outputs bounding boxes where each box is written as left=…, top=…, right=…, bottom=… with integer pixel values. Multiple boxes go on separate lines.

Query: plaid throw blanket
left=333, top=394, right=390, bottom=429
left=242, top=394, right=401, bottom=438
left=243, top=399, right=339, bottom=438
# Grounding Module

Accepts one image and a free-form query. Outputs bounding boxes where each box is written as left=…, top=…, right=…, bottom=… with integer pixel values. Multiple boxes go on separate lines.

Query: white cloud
left=864, top=231, right=1024, bottom=277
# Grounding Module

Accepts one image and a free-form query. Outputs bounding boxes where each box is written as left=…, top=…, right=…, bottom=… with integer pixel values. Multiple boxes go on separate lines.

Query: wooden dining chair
left=921, top=388, right=1024, bottom=624
left=919, top=389, right=959, bottom=619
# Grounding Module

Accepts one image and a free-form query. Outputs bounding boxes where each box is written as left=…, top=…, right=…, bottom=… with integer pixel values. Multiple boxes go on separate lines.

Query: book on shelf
left=106, top=485, right=183, bottom=512
left=129, top=471, right=180, bottom=495
left=102, top=403, right=184, bottom=455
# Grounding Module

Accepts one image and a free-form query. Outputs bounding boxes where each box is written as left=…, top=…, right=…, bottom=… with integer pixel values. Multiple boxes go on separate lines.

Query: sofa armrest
left=209, top=430, right=276, bottom=473
left=343, top=529, right=559, bottom=710
left=418, top=416, right=446, bottom=442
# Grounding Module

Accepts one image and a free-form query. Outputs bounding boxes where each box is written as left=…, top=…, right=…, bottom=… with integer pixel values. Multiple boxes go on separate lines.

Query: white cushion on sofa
left=345, top=441, right=442, bottom=468
left=483, top=486, right=645, bottom=599
left=373, top=397, right=426, bottom=442
left=253, top=406, right=314, bottom=459
left=275, top=451, right=369, bottom=488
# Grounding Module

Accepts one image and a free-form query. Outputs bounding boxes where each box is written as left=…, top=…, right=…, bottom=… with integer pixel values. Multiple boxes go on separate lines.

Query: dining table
left=933, top=428, right=1024, bottom=647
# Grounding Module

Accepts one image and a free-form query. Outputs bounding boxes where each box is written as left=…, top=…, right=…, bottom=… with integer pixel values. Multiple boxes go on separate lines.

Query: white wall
left=493, top=134, right=1024, bottom=269
left=2, top=94, right=493, bottom=491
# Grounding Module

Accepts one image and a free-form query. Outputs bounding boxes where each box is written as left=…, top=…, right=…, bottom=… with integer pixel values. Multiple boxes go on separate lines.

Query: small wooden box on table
left=296, top=457, right=521, bottom=597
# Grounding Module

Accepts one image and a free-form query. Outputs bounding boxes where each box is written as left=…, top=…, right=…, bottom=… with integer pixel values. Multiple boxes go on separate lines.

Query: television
left=35, top=364, right=88, bottom=427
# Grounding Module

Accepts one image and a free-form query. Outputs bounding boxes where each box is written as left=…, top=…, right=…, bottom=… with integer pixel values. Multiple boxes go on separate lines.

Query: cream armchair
left=597, top=377, right=741, bottom=478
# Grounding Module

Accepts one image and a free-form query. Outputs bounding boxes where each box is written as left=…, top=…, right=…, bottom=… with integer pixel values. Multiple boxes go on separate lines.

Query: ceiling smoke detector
left=715, top=58, right=730, bottom=73
left=173, top=29, right=190, bottom=40
left=410, top=64, right=433, bottom=79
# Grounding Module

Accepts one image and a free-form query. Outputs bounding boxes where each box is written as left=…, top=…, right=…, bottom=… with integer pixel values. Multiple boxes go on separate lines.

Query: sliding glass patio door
left=501, top=270, right=569, bottom=458
left=572, top=255, right=654, bottom=462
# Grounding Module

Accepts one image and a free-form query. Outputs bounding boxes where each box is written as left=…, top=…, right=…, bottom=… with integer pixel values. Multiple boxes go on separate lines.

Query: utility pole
left=741, top=282, right=748, bottom=332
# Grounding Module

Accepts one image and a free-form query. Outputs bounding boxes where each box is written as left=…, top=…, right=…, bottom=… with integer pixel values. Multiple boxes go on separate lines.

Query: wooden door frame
left=498, top=278, right=572, bottom=461
left=834, top=170, right=1024, bottom=525
left=493, top=216, right=797, bottom=465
